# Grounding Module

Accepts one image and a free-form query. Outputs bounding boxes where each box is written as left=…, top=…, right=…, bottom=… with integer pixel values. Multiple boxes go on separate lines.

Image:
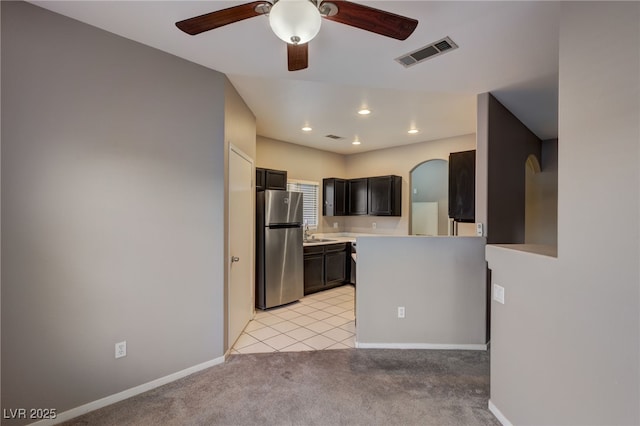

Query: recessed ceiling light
left=352, top=140, right=361, bottom=145
left=302, top=126, right=312, bottom=132
left=358, top=109, right=371, bottom=115
left=408, top=129, right=419, bottom=134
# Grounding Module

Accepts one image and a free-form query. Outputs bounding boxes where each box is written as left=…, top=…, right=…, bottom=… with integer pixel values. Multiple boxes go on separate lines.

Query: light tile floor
left=231, top=285, right=355, bottom=354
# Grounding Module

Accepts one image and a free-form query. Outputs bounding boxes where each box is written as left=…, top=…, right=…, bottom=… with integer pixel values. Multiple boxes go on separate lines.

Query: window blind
left=287, top=181, right=319, bottom=228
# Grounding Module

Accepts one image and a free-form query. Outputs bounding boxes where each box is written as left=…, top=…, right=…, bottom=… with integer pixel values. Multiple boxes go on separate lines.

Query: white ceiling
left=30, top=1, right=560, bottom=154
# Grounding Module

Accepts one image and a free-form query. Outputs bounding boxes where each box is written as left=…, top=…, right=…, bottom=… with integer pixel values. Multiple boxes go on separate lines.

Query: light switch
left=493, top=284, right=505, bottom=304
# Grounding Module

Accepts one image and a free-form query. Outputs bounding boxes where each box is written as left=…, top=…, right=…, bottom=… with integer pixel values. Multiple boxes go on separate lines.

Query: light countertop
left=303, top=234, right=356, bottom=247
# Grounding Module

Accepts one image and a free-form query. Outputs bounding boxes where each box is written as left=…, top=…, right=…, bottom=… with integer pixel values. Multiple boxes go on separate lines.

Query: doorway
left=228, top=145, right=255, bottom=349
left=409, top=159, right=449, bottom=236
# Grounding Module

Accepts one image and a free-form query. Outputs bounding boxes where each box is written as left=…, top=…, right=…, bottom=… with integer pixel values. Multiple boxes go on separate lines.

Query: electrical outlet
left=372, top=222, right=377, bottom=229
left=397, top=306, right=405, bottom=318
left=476, top=223, right=484, bottom=236
left=333, top=222, right=338, bottom=229
left=493, top=284, right=505, bottom=304
left=115, top=341, right=127, bottom=359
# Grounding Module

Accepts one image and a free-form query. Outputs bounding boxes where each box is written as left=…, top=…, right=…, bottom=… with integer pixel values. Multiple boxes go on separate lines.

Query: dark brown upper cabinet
left=256, top=168, right=287, bottom=191
left=323, top=178, right=347, bottom=216
left=348, top=178, right=369, bottom=216
left=448, top=150, right=475, bottom=222
left=323, top=175, right=402, bottom=216
left=368, top=175, right=402, bottom=216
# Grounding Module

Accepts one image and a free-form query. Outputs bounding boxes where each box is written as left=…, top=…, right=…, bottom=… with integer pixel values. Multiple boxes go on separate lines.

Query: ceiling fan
left=175, top=0, right=418, bottom=71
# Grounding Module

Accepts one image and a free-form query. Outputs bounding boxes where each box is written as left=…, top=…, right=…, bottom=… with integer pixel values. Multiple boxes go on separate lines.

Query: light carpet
left=63, top=349, right=500, bottom=426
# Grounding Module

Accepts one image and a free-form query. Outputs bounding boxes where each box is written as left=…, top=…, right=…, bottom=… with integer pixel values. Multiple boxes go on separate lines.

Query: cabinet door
left=325, top=244, right=347, bottom=287
left=348, top=178, right=368, bottom=215
left=265, top=169, right=287, bottom=190
left=303, top=252, right=325, bottom=295
left=368, top=175, right=402, bottom=216
left=368, top=176, right=393, bottom=215
left=256, top=168, right=266, bottom=191
left=334, top=179, right=346, bottom=216
left=323, top=178, right=347, bottom=216
left=448, top=150, right=475, bottom=222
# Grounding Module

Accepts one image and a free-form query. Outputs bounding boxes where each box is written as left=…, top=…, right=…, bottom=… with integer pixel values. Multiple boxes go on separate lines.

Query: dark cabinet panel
left=323, top=175, right=401, bottom=216
left=368, top=175, right=402, bottom=216
left=256, top=168, right=266, bottom=191
left=303, top=252, right=325, bottom=295
left=323, top=178, right=347, bottom=216
left=303, top=243, right=349, bottom=295
left=325, top=245, right=347, bottom=285
left=348, top=178, right=368, bottom=215
left=256, top=168, right=288, bottom=191
left=265, top=169, right=287, bottom=190
left=448, top=150, right=476, bottom=222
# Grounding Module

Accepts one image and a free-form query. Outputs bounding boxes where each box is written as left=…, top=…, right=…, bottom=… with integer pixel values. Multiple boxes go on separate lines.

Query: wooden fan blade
left=321, top=1, right=418, bottom=40
left=287, top=43, right=309, bottom=71
left=176, top=2, right=269, bottom=35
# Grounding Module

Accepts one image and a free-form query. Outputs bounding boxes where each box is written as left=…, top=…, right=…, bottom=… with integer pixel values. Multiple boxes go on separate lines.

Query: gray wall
left=2, top=1, right=228, bottom=420
left=357, top=236, right=486, bottom=347
left=487, top=2, right=639, bottom=424
left=484, top=93, right=542, bottom=244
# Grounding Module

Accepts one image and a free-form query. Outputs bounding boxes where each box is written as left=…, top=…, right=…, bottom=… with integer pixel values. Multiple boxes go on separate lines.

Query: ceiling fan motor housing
left=269, top=0, right=322, bottom=45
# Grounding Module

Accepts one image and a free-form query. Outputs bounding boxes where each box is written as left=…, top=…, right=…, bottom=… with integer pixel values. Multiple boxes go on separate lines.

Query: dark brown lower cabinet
left=304, top=243, right=350, bottom=295
left=303, top=246, right=324, bottom=295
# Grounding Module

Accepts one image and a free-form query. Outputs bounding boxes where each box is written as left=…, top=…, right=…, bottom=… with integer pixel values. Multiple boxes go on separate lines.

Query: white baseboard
left=488, top=400, right=513, bottom=426
left=355, top=342, right=487, bottom=350
left=32, top=356, right=226, bottom=426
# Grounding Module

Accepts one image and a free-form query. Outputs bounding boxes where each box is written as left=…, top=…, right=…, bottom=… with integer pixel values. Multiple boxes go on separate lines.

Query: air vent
left=325, top=134, right=344, bottom=140
left=395, top=37, right=458, bottom=68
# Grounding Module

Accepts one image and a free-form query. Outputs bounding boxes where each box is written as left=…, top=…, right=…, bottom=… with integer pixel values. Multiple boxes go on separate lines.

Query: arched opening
left=409, top=159, right=449, bottom=236
left=525, top=153, right=557, bottom=245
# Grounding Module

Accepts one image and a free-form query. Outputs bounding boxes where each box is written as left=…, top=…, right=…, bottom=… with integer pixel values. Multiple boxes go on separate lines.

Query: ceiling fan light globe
left=269, top=0, right=321, bottom=44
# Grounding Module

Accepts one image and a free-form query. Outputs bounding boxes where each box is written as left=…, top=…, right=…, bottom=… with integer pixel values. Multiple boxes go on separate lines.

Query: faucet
left=304, top=223, right=311, bottom=241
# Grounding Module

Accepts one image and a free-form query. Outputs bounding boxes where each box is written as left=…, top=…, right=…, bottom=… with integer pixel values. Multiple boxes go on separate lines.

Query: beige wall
left=224, top=79, right=257, bottom=351
left=257, top=136, right=347, bottom=232
left=525, top=139, right=557, bottom=246
left=225, top=79, right=256, bottom=161
left=487, top=3, right=639, bottom=424
left=257, top=134, right=476, bottom=236
left=345, top=134, right=476, bottom=235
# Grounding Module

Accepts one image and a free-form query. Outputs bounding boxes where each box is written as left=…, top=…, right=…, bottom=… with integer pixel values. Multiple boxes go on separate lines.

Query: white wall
left=1, top=1, right=231, bottom=421
left=487, top=3, right=639, bottom=424
left=356, top=236, right=487, bottom=348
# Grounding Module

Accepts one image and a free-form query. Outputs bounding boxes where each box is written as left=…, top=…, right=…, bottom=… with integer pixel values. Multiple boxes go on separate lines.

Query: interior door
left=228, top=145, right=254, bottom=349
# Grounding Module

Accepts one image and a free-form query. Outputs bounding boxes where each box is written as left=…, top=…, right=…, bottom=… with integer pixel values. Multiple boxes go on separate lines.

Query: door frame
left=227, top=143, right=255, bottom=354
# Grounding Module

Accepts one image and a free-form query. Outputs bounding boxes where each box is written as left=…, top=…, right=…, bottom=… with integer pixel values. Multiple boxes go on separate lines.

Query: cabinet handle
left=231, top=256, right=240, bottom=263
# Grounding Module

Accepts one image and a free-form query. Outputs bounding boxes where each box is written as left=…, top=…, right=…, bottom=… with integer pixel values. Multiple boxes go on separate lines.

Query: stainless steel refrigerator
left=256, top=190, right=304, bottom=310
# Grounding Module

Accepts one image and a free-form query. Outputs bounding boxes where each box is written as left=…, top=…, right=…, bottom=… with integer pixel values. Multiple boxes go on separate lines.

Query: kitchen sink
left=305, top=238, right=335, bottom=243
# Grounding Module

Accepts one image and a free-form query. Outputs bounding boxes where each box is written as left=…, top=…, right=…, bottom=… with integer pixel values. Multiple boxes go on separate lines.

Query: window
left=287, top=180, right=319, bottom=229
